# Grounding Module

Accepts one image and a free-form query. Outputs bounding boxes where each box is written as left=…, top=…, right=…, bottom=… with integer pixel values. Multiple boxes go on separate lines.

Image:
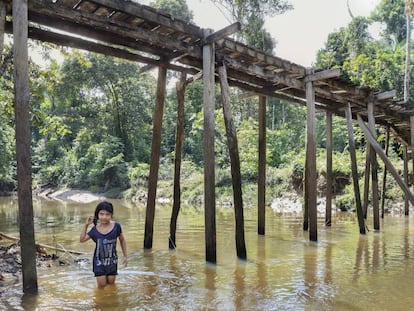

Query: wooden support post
left=404, top=145, right=409, bottom=215
left=368, top=102, right=380, bottom=230
left=13, top=0, right=38, bottom=294
left=411, top=116, right=414, bottom=184
left=305, top=69, right=317, bottom=241
left=258, top=96, right=266, bottom=235
left=325, top=111, right=333, bottom=227
left=362, top=142, right=370, bottom=219
left=218, top=64, right=247, bottom=260
left=380, top=126, right=390, bottom=218
left=144, top=66, right=167, bottom=249
left=169, top=72, right=187, bottom=249
left=203, top=29, right=216, bottom=263
left=357, top=115, right=414, bottom=206
left=345, top=104, right=366, bottom=235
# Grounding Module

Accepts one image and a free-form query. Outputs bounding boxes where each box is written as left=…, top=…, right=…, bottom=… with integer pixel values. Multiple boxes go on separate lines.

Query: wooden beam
left=204, top=22, right=241, bottom=45
left=28, top=1, right=202, bottom=59
left=218, top=64, right=247, bottom=259
left=169, top=73, right=187, bottom=250
left=144, top=66, right=167, bottom=249
left=357, top=114, right=414, bottom=206
left=304, top=68, right=341, bottom=83
left=304, top=69, right=317, bottom=241
left=13, top=0, right=38, bottom=294
left=258, top=96, right=266, bottom=236
left=216, top=38, right=306, bottom=76
left=203, top=29, right=216, bottom=263
left=404, top=145, right=409, bottom=215
left=88, top=0, right=204, bottom=37
left=345, top=104, right=366, bottom=234
left=325, top=111, right=333, bottom=226
left=368, top=102, right=380, bottom=230
left=380, top=126, right=390, bottom=218
left=375, top=90, right=396, bottom=101
left=15, top=24, right=199, bottom=74
left=362, top=142, right=370, bottom=219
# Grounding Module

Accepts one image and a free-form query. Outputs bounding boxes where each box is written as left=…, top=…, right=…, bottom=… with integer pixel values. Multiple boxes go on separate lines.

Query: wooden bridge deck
left=4, top=0, right=412, bottom=142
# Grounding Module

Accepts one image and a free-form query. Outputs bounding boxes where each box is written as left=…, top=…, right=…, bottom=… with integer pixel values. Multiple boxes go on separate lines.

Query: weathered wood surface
left=380, top=127, right=390, bottom=218
left=13, top=0, right=38, bottom=294
left=362, top=142, right=371, bottom=219
left=345, top=105, right=366, bottom=235
left=2, top=0, right=411, bottom=145
left=368, top=102, right=380, bottom=230
left=169, top=73, right=187, bottom=250
left=144, top=66, right=167, bottom=249
left=305, top=70, right=317, bottom=242
left=218, top=64, right=247, bottom=260
left=357, top=115, right=414, bottom=206
left=403, top=145, right=409, bottom=215
left=258, top=96, right=266, bottom=235
left=325, top=111, right=333, bottom=226
left=203, top=30, right=216, bottom=263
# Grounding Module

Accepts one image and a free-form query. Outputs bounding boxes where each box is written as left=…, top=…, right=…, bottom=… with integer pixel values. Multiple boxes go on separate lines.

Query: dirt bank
left=38, top=188, right=106, bottom=204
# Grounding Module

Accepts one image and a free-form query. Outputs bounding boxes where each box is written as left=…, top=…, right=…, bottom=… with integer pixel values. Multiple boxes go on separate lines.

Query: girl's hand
left=86, top=215, right=94, bottom=225
left=123, top=257, right=128, bottom=267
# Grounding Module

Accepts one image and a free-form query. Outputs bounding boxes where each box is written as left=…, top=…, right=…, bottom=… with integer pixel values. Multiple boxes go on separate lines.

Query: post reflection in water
left=4, top=198, right=414, bottom=309
left=233, top=261, right=246, bottom=309
left=204, top=263, right=217, bottom=309
left=302, top=243, right=317, bottom=302
left=353, top=235, right=369, bottom=281
left=256, top=235, right=267, bottom=294
left=20, top=293, right=38, bottom=311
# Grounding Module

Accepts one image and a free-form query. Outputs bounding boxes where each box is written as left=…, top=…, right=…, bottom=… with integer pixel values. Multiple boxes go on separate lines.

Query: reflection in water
left=93, top=284, right=121, bottom=310
left=204, top=264, right=217, bottom=310
left=233, top=261, right=245, bottom=309
left=20, top=293, right=38, bottom=311
left=302, top=243, right=317, bottom=303
left=3, top=198, right=414, bottom=309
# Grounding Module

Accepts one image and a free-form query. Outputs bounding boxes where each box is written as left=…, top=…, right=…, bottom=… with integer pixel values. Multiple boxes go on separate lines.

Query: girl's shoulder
left=113, top=221, right=123, bottom=233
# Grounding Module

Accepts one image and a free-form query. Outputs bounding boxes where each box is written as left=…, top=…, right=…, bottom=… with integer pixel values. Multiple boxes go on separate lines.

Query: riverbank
left=37, top=187, right=106, bottom=204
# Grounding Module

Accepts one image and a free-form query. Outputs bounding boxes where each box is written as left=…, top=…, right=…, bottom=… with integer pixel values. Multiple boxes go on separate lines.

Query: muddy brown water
left=1, top=196, right=414, bottom=310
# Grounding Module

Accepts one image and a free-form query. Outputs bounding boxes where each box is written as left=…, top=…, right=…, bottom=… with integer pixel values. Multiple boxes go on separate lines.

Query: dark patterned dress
left=87, top=222, right=122, bottom=277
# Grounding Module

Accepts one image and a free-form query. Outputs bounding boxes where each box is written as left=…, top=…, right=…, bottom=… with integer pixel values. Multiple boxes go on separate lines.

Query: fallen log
left=0, top=231, right=85, bottom=255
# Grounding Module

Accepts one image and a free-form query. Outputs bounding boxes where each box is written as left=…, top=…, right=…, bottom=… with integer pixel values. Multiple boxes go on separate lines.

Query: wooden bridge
left=4, top=0, right=414, bottom=293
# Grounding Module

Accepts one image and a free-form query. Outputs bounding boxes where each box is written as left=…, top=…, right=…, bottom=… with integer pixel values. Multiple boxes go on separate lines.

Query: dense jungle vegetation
left=0, top=0, right=413, bottom=211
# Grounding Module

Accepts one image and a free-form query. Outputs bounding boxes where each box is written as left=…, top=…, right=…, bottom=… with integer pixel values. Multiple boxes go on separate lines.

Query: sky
left=187, top=0, right=382, bottom=67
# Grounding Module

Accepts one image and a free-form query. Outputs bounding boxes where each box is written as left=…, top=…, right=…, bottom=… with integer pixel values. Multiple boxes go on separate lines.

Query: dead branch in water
left=0, top=231, right=85, bottom=255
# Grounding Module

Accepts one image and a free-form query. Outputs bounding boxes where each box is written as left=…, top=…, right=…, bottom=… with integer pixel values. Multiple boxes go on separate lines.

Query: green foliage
left=210, top=0, right=292, bottom=51
left=149, top=0, right=194, bottom=22
left=371, top=0, right=406, bottom=43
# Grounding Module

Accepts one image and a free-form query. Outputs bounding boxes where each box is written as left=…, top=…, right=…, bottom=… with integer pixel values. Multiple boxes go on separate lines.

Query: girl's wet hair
left=93, top=201, right=114, bottom=225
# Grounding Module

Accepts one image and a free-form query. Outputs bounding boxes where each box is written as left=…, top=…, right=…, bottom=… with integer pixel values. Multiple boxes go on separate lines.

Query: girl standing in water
left=80, top=201, right=128, bottom=288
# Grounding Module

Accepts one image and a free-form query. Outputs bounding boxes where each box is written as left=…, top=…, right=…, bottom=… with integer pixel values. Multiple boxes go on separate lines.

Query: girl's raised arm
left=80, top=216, right=93, bottom=242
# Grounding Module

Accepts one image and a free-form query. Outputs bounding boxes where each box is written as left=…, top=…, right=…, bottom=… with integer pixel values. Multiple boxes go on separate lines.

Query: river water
left=1, top=196, right=414, bottom=310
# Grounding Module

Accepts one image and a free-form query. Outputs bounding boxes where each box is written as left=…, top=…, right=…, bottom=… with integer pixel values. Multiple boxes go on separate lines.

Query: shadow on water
left=3, top=197, right=414, bottom=309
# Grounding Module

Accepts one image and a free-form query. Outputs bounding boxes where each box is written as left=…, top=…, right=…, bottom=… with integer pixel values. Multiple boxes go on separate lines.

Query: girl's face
left=98, top=210, right=112, bottom=224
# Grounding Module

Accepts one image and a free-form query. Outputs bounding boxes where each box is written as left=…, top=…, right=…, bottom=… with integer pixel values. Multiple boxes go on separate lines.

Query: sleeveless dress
left=87, top=222, right=122, bottom=277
